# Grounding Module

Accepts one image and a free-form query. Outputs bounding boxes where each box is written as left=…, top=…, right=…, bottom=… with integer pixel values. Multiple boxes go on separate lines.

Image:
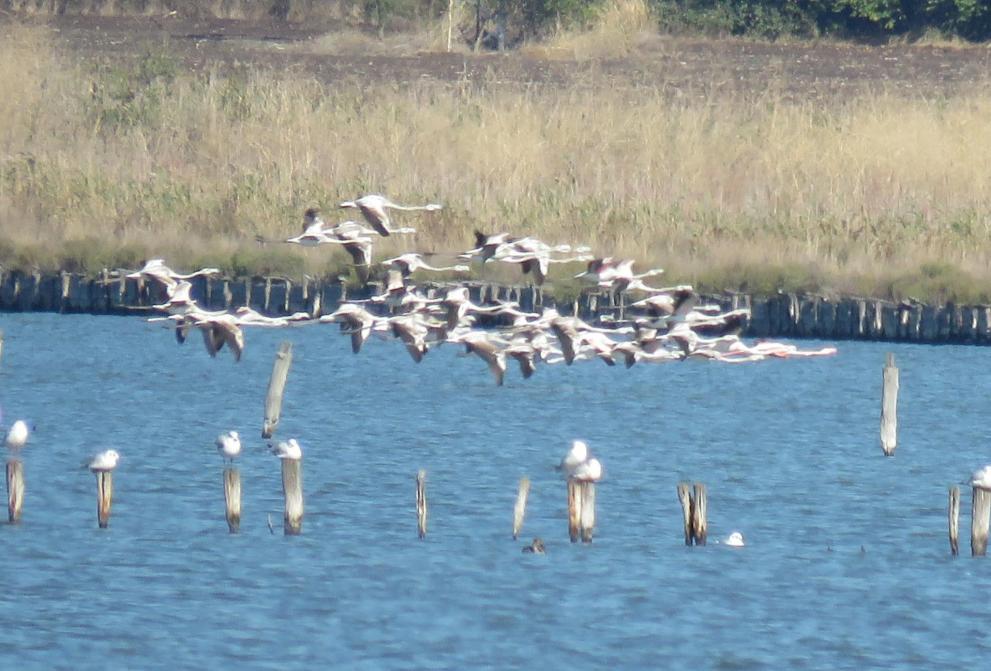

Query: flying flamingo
left=339, top=194, right=439, bottom=236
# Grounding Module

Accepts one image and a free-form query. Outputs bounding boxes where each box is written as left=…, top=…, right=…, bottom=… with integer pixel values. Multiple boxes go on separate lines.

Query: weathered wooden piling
left=579, top=481, right=596, bottom=543
left=0, top=328, right=4, bottom=365
left=567, top=479, right=582, bottom=542
left=223, top=468, right=241, bottom=534
left=262, top=341, right=293, bottom=439
left=512, top=477, right=530, bottom=540
left=677, top=482, right=708, bottom=545
left=96, top=472, right=113, bottom=529
left=880, top=353, right=899, bottom=457
left=416, top=469, right=427, bottom=539
left=677, top=482, right=693, bottom=545
left=6, top=459, right=24, bottom=523
left=692, top=483, right=708, bottom=545
left=949, top=486, right=960, bottom=556
left=281, top=459, right=303, bottom=535
left=971, top=485, right=991, bottom=556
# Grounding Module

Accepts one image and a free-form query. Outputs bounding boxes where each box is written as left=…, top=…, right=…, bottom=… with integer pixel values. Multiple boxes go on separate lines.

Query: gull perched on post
left=216, top=431, right=242, bottom=463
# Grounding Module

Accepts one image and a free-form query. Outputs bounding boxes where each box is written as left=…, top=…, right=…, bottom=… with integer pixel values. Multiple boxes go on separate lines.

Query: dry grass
left=3, top=22, right=991, bottom=301
left=539, top=0, right=655, bottom=60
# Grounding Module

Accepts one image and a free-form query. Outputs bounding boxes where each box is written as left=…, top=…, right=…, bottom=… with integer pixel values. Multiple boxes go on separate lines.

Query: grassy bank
left=2, top=22, right=991, bottom=302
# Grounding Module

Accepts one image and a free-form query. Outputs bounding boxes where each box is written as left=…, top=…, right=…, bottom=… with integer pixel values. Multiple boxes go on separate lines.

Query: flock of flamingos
left=2, top=194, right=842, bottom=543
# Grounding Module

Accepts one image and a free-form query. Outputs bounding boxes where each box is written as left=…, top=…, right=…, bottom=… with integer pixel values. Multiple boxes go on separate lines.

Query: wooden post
left=6, top=459, right=24, bottom=523
left=971, top=485, right=991, bottom=556
left=224, top=468, right=241, bottom=534
left=416, top=469, right=427, bottom=539
left=262, top=341, right=293, bottom=439
left=446, top=0, right=453, bottom=52
left=0, top=328, right=4, bottom=367
left=512, top=476, right=530, bottom=540
left=880, top=352, right=899, bottom=456
left=281, top=459, right=303, bottom=535
left=949, top=486, right=960, bottom=556
left=691, top=483, right=707, bottom=545
left=567, top=479, right=582, bottom=542
left=677, top=482, right=692, bottom=545
left=579, top=481, right=596, bottom=543
left=96, top=472, right=113, bottom=529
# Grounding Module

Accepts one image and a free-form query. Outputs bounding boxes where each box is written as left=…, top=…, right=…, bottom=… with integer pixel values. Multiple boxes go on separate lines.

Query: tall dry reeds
left=2, top=22, right=991, bottom=300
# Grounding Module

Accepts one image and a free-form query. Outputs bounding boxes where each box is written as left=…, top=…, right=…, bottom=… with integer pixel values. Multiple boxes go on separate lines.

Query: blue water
left=1, top=312, right=989, bottom=669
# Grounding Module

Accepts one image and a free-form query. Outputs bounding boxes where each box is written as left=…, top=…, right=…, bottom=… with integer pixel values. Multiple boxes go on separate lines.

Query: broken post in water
left=224, top=468, right=241, bottom=534
left=96, top=472, right=113, bottom=529
left=579, top=481, right=597, bottom=543
left=971, top=485, right=991, bottom=556
left=567, top=479, right=582, bottom=542
left=949, top=486, right=960, bottom=557
left=281, top=458, right=303, bottom=535
left=692, top=483, right=708, bottom=545
left=880, top=352, right=899, bottom=457
left=677, top=482, right=693, bottom=545
left=677, top=482, right=709, bottom=546
left=6, top=459, right=23, bottom=523
left=416, top=470, right=427, bottom=539
left=262, top=341, right=293, bottom=439
left=513, top=477, right=530, bottom=540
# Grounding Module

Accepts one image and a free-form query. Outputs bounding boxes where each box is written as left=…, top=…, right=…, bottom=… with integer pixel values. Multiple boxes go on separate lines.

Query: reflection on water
left=1, top=313, right=990, bottom=669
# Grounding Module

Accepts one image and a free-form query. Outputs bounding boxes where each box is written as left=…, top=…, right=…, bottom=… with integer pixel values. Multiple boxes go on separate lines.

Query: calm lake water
left=1, top=312, right=990, bottom=669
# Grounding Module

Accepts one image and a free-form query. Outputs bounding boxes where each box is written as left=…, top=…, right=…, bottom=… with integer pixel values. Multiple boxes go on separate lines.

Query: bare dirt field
left=31, top=14, right=991, bottom=99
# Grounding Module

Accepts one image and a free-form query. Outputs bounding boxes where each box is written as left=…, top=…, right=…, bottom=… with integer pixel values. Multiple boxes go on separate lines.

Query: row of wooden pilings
left=1, top=337, right=986, bottom=553
left=879, top=353, right=991, bottom=557
left=4, top=268, right=991, bottom=343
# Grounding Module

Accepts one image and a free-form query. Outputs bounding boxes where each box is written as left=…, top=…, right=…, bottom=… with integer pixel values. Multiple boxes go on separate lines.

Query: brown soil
left=22, top=14, right=991, bottom=100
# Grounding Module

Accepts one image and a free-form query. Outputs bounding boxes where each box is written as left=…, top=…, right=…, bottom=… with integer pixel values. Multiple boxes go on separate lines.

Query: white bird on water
left=270, top=438, right=302, bottom=460
left=216, top=431, right=241, bottom=462
left=4, top=420, right=30, bottom=450
left=725, top=531, right=745, bottom=547
left=971, top=465, right=991, bottom=490
left=87, top=449, right=120, bottom=473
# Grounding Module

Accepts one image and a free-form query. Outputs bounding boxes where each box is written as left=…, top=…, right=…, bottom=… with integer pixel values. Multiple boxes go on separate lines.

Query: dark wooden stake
left=262, top=341, right=293, bottom=439
left=949, top=485, right=960, bottom=557
left=416, top=469, right=427, bottom=539
left=281, top=459, right=303, bottom=535
left=6, top=458, right=23, bottom=523
left=513, top=476, right=530, bottom=540
left=96, top=472, right=113, bottom=529
left=880, top=352, right=898, bottom=456
left=971, top=486, right=990, bottom=556
left=224, top=468, right=241, bottom=534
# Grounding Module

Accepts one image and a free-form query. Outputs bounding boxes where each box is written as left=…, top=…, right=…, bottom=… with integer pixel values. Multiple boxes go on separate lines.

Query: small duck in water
left=522, top=538, right=546, bottom=554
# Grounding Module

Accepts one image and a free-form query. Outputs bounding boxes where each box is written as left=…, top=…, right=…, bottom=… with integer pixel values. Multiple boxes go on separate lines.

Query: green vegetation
left=3, top=0, right=990, bottom=41
left=2, top=21, right=991, bottom=302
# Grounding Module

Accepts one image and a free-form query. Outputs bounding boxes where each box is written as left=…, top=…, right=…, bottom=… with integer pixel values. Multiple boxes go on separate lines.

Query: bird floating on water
left=522, top=538, right=546, bottom=554
left=4, top=420, right=30, bottom=450
left=724, top=531, right=745, bottom=547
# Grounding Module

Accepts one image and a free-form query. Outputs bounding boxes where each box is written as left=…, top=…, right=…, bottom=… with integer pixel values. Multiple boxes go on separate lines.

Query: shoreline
left=1, top=269, right=987, bottom=345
